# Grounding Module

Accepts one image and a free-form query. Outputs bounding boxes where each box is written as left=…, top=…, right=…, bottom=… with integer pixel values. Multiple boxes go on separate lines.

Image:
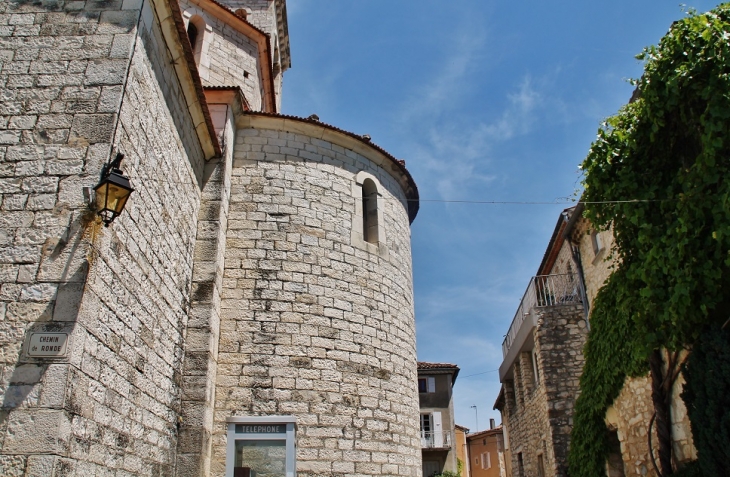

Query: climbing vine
left=569, top=4, right=730, bottom=475
left=568, top=269, right=648, bottom=476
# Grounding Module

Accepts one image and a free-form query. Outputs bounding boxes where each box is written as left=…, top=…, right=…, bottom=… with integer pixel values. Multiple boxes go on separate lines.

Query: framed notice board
left=225, top=416, right=297, bottom=477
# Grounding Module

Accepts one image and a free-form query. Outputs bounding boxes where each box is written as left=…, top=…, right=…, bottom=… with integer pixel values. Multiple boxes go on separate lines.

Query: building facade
left=454, top=424, right=469, bottom=476
left=494, top=207, right=589, bottom=477
left=0, top=0, right=423, bottom=475
left=418, top=362, right=460, bottom=477
left=494, top=206, right=697, bottom=477
left=466, top=426, right=506, bottom=477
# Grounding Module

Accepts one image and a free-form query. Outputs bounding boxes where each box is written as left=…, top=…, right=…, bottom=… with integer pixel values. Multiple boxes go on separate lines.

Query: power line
left=461, top=369, right=500, bottom=378
left=407, top=198, right=674, bottom=205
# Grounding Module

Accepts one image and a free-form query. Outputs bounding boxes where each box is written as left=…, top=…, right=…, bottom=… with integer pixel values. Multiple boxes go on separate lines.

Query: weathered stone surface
left=501, top=304, right=588, bottom=477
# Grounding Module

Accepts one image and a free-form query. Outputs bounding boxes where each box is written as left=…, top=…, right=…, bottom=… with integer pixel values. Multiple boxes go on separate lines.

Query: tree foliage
left=569, top=4, right=730, bottom=475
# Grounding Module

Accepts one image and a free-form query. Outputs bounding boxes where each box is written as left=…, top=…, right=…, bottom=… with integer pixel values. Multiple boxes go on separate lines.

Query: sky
left=280, top=0, right=721, bottom=432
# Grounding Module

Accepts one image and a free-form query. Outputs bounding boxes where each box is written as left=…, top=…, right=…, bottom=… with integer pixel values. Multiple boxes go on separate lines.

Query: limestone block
left=2, top=409, right=71, bottom=454
left=0, top=455, right=26, bottom=477
left=84, top=59, right=128, bottom=86
left=68, top=113, right=115, bottom=145
left=24, top=455, right=56, bottom=477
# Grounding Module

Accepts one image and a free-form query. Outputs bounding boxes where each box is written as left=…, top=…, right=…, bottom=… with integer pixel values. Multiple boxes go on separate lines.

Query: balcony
left=501, top=273, right=583, bottom=359
left=421, top=431, right=452, bottom=449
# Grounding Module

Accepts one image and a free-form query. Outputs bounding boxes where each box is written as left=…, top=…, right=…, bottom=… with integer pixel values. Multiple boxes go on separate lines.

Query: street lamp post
left=470, top=405, right=478, bottom=432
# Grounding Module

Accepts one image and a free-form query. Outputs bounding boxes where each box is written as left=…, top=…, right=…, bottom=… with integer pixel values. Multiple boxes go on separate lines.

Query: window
left=591, top=230, right=604, bottom=255
left=420, top=412, right=443, bottom=447
left=481, top=451, right=491, bottom=469
left=186, top=15, right=205, bottom=64
left=351, top=171, right=387, bottom=255
left=225, top=416, right=296, bottom=477
left=418, top=376, right=435, bottom=393
left=537, top=454, right=545, bottom=477
left=362, top=178, right=379, bottom=243
left=420, top=414, right=431, bottom=433
left=532, top=350, right=540, bottom=385
left=187, top=21, right=198, bottom=50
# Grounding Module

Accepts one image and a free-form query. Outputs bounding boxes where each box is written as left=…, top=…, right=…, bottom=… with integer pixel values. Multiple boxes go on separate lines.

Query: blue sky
left=281, top=1, right=720, bottom=431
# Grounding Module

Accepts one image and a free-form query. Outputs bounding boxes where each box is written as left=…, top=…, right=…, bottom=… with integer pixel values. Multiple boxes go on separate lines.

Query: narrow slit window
left=186, top=16, right=205, bottom=63
left=362, top=178, right=379, bottom=243
left=187, top=21, right=198, bottom=51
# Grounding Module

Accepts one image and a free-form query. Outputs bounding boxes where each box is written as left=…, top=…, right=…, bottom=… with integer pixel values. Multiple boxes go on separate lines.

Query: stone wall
left=211, top=121, right=421, bottom=477
left=502, top=304, right=587, bottom=477
left=0, top=0, right=205, bottom=474
left=222, top=0, right=275, bottom=36
left=606, top=361, right=696, bottom=477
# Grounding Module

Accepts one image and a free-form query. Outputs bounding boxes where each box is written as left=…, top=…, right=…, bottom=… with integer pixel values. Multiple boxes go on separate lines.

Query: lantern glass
left=94, top=168, right=134, bottom=226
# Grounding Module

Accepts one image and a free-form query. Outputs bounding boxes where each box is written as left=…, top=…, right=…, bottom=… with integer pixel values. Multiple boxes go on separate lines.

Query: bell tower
left=222, top=0, right=291, bottom=110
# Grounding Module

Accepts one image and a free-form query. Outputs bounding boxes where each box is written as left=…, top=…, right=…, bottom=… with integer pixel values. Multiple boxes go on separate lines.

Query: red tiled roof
left=466, top=427, right=503, bottom=439
left=417, top=362, right=459, bottom=370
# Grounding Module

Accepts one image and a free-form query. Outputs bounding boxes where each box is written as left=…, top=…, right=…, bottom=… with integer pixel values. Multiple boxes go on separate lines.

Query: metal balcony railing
left=421, top=431, right=452, bottom=449
left=501, top=273, right=583, bottom=357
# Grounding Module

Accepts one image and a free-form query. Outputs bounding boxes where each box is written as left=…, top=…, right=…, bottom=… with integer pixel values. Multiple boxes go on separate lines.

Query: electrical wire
left=460, top=369, right=500, bottom=378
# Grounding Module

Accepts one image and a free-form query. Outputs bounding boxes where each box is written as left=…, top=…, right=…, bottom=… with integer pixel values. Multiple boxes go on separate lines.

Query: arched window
left=351, top=171, right=387, bottom=255
left=186, top=16, right=205, bottom=63
left=362, top=178, right=379, bottom=244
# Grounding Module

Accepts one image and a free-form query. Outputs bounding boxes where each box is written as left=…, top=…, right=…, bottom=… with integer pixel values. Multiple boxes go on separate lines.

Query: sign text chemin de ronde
left=28, top=333, right=69, bottom=357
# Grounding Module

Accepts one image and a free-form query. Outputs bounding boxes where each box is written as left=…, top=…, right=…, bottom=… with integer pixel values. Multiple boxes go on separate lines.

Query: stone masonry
left=499, top=304, right=587, bottom=477
left=0, top=0, right=210, bottom=474
left=0, top=0, right=424, bottom=475
left=210, top=117, right=422, bottom=476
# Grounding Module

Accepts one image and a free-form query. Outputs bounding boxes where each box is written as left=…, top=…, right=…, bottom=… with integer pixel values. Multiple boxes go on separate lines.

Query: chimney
left=489, top=418, right=496, bottom=430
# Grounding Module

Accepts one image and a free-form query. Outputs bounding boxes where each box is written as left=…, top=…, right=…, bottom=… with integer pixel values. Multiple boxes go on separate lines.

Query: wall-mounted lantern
left=94, top=152, right=134, bottom=227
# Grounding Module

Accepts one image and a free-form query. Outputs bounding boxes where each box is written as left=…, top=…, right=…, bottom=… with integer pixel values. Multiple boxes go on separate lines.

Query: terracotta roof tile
left=417, top=362, right=459, bottom=370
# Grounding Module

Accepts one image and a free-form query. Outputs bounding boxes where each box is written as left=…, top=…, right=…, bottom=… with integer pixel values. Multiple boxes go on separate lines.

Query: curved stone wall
left=211, top=115, right=421, bottom=476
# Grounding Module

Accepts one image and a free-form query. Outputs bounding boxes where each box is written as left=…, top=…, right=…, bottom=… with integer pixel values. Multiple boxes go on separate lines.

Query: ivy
left=569, top=4, right=730, bottom=475
left=568, top=269, right=648, bottom=476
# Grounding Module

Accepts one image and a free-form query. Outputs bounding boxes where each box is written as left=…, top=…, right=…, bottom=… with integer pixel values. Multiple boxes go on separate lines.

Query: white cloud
left=396, top=48, right=546, bottom=202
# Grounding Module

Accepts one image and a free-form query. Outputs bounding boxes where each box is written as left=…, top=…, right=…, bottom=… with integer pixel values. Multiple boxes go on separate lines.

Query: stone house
left=493, top=206, right=588, bottom=477
left=466, top=425, right=506, bottom=477
left=0, top=0, right=424, bottom=476
left=418, top=362, right=460, bottom=477
left=494, top=205, right=697, bottom=477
